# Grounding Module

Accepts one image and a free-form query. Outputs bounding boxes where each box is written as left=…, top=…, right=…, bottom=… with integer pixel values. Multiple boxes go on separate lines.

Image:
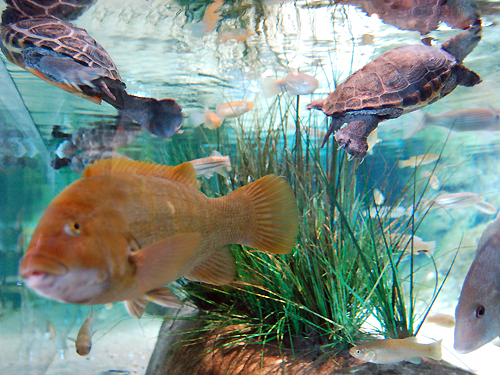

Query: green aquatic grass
left=155, top=93, right=452, bottom=354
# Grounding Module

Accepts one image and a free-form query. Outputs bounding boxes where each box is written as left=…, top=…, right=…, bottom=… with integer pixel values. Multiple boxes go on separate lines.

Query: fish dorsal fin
left=404, top=336, right=419, bottom=343
left=210, top=150, right=223, bottom=157
left=83, top=158, right=197, bottom=187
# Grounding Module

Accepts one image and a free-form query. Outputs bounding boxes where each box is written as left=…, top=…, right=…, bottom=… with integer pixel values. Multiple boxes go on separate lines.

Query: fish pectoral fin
left=216, top=168, right=228, bottom=178
left=124, top=297, right=149, bottom=318
left=131, top=233, right=201, bottom=293
left=210, top=150, right=223, bottom=157
left=184, top=247, right=236, bottom=285
left=145, top=287, right=183, bottom=309
left=124, top=287, right=183, bottom=318
left=406, top=357, right=422, bottom=365
left=67, top=337, right=76, bottom=343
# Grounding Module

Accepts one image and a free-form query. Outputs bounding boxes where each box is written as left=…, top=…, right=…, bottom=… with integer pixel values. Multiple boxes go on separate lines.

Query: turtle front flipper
left=22, top=47, right=121, bottom=104
left=334, top=114, right=380, bottom=159
left=121, top=94, right=183, bottom=138
left=320, top=117, right=344, bottom=148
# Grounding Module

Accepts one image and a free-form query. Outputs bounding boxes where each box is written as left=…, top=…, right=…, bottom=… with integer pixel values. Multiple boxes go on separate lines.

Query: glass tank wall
left=1, top=0, right=500, bottom=374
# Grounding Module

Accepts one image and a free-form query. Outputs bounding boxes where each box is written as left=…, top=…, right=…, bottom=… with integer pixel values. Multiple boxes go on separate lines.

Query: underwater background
left=1, top=0, right=500, bottom=374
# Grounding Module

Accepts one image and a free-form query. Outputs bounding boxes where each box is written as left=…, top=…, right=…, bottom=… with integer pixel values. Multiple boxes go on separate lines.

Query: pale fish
left=423, top=171, right=440, bottom=190
left=215, top=101, right=254, bottom=119
left=261, top=71, right=319, bottom=97
left=398, top=154, right=439, bottom=168
left=455, top=213, right=500, bottom=353
left=217, top=28, right=251, bottom=43
left=360, top=33, right=375, bottom=45
left=69, top=310, right=95, bottom=356
left=392, top=234, right=436, bottom=257
left=367, top=206, right=409, bottom=219
left=20, top=159, right=298, bottom=318
left=428, top=192, right=496, bottom=214
left=188, top=109, right=222, bottom=130
left=427, top=314, right=455, bottom=328
left=403, top=107, right=500, bottom=139
left=373, top=188, right=384, bottom=206
left=189, top=150, right=232, bottom=178
left=366, top=129, right=382, bottom=155
left=350, top=337, right=442, bottom=364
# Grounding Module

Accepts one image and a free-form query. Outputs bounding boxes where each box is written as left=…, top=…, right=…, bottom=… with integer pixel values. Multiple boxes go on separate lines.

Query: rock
left=146, top=314, right=473, bottom=375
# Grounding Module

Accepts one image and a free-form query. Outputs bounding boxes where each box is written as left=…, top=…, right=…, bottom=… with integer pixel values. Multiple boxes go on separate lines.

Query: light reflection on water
left=1, top=0, right=500, bottom=373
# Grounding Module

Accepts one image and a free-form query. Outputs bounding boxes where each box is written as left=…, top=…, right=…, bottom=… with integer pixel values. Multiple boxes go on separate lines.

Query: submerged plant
left=155, top=93, right=454, bottom=357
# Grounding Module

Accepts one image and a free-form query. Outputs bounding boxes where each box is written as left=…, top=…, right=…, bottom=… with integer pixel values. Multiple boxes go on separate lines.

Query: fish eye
left=355, top=349, right=361, bottom=355
left=64, top=221, right=81, bottom=237
left=476, top=305, right=486, bottom=318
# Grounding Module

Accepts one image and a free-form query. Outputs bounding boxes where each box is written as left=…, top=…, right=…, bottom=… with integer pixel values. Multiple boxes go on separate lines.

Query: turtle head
left=122, top=95, right=183, bottom=138
left=441, top=19, right=481, bottom=63
left=334, top=132, right=368, bottom=160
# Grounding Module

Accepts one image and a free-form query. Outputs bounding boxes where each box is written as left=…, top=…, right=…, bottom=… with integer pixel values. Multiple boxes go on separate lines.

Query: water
left=1, top=0, right=500, bottom=374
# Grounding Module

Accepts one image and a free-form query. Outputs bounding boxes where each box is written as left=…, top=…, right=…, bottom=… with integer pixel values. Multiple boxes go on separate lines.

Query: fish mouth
left=19, top=253, right=69, bottom=279
left=453, top=342, right=475, bottom=355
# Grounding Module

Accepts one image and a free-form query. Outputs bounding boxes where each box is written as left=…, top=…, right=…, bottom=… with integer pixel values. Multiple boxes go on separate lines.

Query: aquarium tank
left=1, top=0, right=500, bottom=374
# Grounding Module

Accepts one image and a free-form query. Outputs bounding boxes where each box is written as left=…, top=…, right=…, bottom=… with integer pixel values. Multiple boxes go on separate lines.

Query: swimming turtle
left=308, top=21, right=482, bottom=159
left=0, top=14, right=183, bottom=138
left=4, top=0, right=98, bottom=22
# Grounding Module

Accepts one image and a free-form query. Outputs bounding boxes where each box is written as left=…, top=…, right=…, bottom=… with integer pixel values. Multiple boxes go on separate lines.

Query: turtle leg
left=22, top=47, right=117, bottom=100
left=455, top=65, right=481, bottom=87
left=334, top=114, right=380, bottom=159
left=320, top=117, right=344, bottom=148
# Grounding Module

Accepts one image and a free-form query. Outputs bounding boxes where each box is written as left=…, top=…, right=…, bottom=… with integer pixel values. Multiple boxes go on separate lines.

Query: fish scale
left=19, top=159, right=298, bottom=317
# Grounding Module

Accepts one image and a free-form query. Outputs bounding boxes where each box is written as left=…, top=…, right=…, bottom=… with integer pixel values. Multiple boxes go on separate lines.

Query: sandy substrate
left=0, top=304, right=163, bottom=375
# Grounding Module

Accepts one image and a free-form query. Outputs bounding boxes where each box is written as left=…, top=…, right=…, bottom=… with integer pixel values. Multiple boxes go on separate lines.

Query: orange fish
left=20, top=159, right=298, bottom=318
left=215, top=101, right=254, bottom=119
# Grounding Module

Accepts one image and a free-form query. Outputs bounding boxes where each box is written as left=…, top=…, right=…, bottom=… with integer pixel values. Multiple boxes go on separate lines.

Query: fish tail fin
left=121, top=94, right=183, bottom=138
left=429, top=339, right=443, bottom=361
left=261, top=77, right=280, bottom=97
left=229, top=175, right=298, bottom=254
left=426, top=241, right=437, bottom=256
left=398, top=160, right=408, bottom=168
left=402, top=110, right=427, bottom=139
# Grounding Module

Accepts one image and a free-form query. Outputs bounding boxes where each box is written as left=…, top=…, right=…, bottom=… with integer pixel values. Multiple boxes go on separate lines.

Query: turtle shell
left=1, top=15, right=121, bottom=82
left=320, top=44, right=457, bottom=117
left=5, top=0, right=97, bottom=22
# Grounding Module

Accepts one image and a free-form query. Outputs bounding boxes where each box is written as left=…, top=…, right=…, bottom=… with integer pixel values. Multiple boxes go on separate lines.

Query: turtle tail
left=441, top=19, right=481, bottom=63
left=120, top=94, right=183, bottom=138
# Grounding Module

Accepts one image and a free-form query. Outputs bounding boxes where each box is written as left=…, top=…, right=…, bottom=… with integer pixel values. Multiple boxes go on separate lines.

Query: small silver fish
left=373, top=188, right=385, bottom=206
left=262, top=71, right=319, bottom=97
left=423, top=171, right=440, bottom=190
left=392, top=234, right=436, bottom=257
left=455, top=215, right=500, bottom=353
left=427, top=192, right=496, bottom=214
left=403, top=107, right=500, bottom=138
left=44, top=321, right=56, bottom=340
left=350, top=337, right=442, bottom=364
left=427, top=314, right=455, bottom=328
left=70, top=310, right=95, bottom=356
left=399, top=154, right=439, bottom=168
left=189, top=151, right=232, bottom=178
left=366, top=129, right=382, bottom=155
left=366, top=206, right=409, bottom=219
